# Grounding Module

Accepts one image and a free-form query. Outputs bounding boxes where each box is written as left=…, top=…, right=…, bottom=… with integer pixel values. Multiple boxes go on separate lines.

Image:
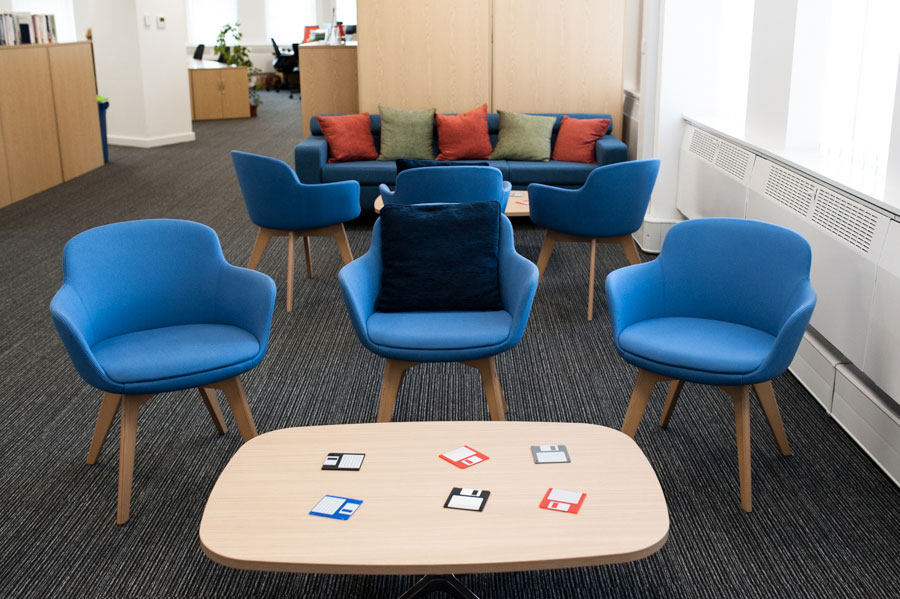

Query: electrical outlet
left=156, top=16, right=166, bottom=29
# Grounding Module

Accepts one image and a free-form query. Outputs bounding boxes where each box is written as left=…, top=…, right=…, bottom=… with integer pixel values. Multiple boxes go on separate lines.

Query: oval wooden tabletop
left=199, top=421, right=669, bottom=575
left=373, top=191, right=530, bottom=217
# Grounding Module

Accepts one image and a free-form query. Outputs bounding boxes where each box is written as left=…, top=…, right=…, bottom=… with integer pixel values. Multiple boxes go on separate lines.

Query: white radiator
left=789, top=331, right=848, bottom=412
left=863, top=219, right=900, bottom=400
left=676, top=125, right=755, bottom=219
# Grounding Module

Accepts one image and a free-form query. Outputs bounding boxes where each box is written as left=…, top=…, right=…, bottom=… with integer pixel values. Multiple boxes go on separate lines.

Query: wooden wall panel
left=299, top=45, right=359, bottom=138
left=0, top=46, right=63, bottom=202
left=357, top=0, right=491, bottom=113
left=48, top=42, right=104, bottom=181
left=0, top=115, right=10, bottom=207
left=492, top=0, right=626, bottom=132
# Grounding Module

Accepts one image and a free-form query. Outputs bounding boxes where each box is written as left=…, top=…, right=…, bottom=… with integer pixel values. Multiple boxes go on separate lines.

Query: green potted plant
left=214, top=22, right=262, bottom=116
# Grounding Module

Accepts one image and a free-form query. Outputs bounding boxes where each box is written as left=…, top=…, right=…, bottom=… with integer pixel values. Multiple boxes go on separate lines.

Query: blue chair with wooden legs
left=232, top=150, right=360, bottom=312
left=379, top=166, right=512, bottom=212
left=529, top=159, right=660, bottom=320
left=606, top=218, right=816, bottom=511
left=50, top=219, right=276, bottom=524
left=339, top=205, right=538, bottom=421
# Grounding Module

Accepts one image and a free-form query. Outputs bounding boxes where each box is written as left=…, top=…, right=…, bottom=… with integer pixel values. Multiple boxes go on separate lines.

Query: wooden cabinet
left=0, top=41, right=101, bottom=207
left=188, top=60, right=250, bottom=120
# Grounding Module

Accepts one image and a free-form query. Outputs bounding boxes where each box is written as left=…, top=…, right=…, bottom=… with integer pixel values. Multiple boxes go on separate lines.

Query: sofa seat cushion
left=506, top=160, right=597, bottom=185
left=323, top=160, right=397, bottom=184
left=617, top=317, right=775, bottom=375
left=368, top=311, right=512, bottom=349
left=92, top=324, right=260, bottom=384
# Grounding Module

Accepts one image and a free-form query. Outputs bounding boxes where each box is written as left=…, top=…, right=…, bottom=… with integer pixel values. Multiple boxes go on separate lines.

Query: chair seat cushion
left=617, top=317, right=775, bottom=375
left=367, top=311, right=512, bottom=350
left=92, top=324, right=260, bottom=384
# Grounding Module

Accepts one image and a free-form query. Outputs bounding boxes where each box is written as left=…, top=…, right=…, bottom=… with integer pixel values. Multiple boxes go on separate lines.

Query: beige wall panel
left=0, top=46, right=63, bottom=202
left=492, top=0, right=626, bottom=133
left=358, top=0, right=491, bottom=114
left=220, top=67, right=251, bottom=119
left=299, top=46, right=359, bottom=138
left=0, top=115, right=11, bottom=207
left=190, top=70, right=225, bottom=120
left=48, top=42, right=104, bottom=181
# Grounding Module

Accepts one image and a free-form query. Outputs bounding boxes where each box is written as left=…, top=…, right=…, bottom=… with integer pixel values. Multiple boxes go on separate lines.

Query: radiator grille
left=764, top=165, right=814, bottom=216
left=688, top=128, right=718, bottom=162
left=715, top=140, right=753, bottom=181
left=812, top=188, right=879, bottom=253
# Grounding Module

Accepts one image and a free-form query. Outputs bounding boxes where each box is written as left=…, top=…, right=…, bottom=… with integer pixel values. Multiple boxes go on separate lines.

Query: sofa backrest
left=308, top=112, right=615, bottom=154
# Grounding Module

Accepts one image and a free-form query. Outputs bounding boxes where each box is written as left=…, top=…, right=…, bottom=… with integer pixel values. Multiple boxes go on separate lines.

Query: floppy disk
left=444, top=488, right=490, bottom=512
left=539, top=488, right=586, bottom=514
left=439, top=446, right=489, bottom=469
left=310, top=495, right=363, bottom=520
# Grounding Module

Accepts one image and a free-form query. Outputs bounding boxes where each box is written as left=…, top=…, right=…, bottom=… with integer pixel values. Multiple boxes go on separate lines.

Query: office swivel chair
left=192, top=44, right=205, bottom=60
left=271, top=38, right=300, bottom=99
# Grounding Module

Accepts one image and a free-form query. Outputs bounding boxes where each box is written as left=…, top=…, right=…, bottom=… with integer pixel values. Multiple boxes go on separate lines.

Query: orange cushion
left=315, top=113, right=379, bottom=163
left=435, top=104, right=493, bottom=160
left=551, top=116, right=610, bottom=163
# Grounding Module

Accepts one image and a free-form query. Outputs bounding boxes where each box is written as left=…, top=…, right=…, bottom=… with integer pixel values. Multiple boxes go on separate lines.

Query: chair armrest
left=214, top=265, right=277, bottom=350
left=499, top=250, right=539, bottom=342
left=299, top=179, right=361, bottom=225
left=595, top=135, right=628, bottom=166
left=295, top=137, right=328, bottom=184
left=755, top=284, right=817, bottom=381
left=338, top=248, right=382, bottom=344
left=50, top=285, right=117, bottom=391
left=527, top=183, right=579, bottom=231
left=378, top=183, right=394, bottom=203
left=604, top=261, right=665, bottom=339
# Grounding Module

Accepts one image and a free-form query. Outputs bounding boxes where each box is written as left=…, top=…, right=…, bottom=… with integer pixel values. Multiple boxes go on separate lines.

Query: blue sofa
left=294, top=112, right=628, bottom=211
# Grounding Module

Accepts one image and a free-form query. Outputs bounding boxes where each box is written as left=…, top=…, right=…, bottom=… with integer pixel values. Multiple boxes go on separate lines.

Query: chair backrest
left=193, top=44, right=205, bottom=60
left=577, top=158, right=660, bottom=236
left=55, top=219, right=227, bottom=345
left=271, top=38, right=282, bottom=57
left=232, top=151, right=304, bottom=228
left=388, top=166, right=506, bottom=207
left=657, top=218, right=813, bottom=335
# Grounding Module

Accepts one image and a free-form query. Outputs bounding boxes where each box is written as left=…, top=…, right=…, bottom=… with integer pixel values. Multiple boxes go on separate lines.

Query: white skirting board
left=788, top=330, right=849, bottom=412
left=107, top=132, right=196, bottom=148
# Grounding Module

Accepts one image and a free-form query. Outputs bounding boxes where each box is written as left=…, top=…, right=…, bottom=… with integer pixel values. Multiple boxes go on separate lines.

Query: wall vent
left=764, top=165, right=814, bottom=216
left=811, top=188, right=879, bottom=253
left=714, top=140, right=753, bottom=181
left=688, top=128, right=718, bottom=163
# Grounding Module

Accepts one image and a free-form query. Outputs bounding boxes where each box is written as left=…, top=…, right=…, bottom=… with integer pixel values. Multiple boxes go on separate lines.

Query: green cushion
left=378, top=106, right=435, bottom=161
left=489, top=111, right=556, bottom=161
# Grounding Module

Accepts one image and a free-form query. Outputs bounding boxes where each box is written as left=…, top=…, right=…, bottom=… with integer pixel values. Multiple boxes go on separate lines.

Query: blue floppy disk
left=309, top=495, right=363, bottom=520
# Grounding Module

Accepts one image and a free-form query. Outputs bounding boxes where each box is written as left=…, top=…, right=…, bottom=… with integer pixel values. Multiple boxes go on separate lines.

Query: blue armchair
left=605, top=218, right=817, bottom=511
left=529, top=159, right=660, bottom=320
left=378, top=166, right=512, bottom=212
left=232, top=150, right=360, bottom=312
left=339, top=214, right=538, bottom=421
left=50, top=219, right=276, bottom=524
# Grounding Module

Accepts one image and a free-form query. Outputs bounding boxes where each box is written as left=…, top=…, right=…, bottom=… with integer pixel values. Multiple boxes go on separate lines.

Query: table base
left=397, top=574, right=480, bottom=599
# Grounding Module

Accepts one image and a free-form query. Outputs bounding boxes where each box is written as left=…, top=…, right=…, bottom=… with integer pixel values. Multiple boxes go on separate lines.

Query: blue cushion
left=92, top=324, right=261, bottom=384
left=396, top=159, right=490, bottom=173
left=507, top=160, right=597, bottom=185
left=617, top=317, right=776, bottom=375
left=367, top=311, right=512, bottom=349
left=376, top=202, right=503, bottom=312
left=322, top=160, right=397, bottom=184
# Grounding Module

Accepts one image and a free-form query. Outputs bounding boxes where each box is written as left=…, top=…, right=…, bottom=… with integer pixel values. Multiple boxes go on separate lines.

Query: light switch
left=156, top=16, right=166, bottom=29
left=143, top=15, right=151, bottom=28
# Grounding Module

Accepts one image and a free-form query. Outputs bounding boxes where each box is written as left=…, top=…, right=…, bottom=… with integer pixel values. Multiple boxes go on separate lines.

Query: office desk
left=188, top=59, right=249, bottom=120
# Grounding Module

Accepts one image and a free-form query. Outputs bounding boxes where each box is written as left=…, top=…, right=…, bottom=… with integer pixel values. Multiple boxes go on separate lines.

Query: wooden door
left=190, top=69, right=225, bottom=120
left=220, top=66, right=250, bottom=119
left=48, top=42, right=103, bottom=181
left=0, top=46, right=63, bottom=202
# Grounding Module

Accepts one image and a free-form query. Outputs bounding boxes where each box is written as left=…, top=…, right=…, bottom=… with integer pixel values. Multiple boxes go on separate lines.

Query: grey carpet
left=0, top=91, right=898, bottom=599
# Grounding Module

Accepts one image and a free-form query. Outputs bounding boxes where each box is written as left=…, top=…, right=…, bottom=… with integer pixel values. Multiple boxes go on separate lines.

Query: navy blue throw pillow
left=395, top=158, right=490, bottom=173
left=376, top=202, right=504, bottom=312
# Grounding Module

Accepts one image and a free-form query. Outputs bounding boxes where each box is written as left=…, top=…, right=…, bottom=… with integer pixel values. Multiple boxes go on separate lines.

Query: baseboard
left=633, top=216, right=681, bottom=254
left=108, top=132, right=196, bottom=148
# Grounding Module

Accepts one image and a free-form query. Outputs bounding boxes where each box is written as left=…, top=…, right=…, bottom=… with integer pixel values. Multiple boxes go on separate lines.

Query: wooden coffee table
left=199, top=421, right=668, bottom=598
left=374, top=191, right=530, bottom=217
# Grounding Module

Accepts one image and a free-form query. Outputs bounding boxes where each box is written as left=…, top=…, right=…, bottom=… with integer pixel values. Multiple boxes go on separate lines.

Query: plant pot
left=250, top=104, right=258, bottom=117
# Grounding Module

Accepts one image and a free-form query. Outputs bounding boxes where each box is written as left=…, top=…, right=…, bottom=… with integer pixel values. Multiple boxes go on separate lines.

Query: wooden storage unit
left=188, top=60, right=250, bottom=120
left=0, top=41, right=102, bottom=207
left=298, top=43, right=359, bottom=138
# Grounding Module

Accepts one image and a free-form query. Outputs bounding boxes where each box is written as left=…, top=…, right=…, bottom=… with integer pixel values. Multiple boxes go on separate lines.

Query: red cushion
left=551, top=116, right=610, bottom=163
left=435, top=104, right=493, bottom=160
left=315, top=113, right=378, bottom=163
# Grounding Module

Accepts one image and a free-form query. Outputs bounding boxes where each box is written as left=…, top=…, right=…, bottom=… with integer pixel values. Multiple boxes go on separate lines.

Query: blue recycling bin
left=97, top=95, right=109, bottom=163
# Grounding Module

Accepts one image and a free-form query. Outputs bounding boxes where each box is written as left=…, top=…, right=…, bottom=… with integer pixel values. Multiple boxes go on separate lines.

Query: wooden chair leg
left=212, top=377, right=258, bottom=442
left=536, top=231, right=557, bottom=281
left=724, top=385, right=753, bottom=512
left=658, top=380, right=685, bottom=428
left=198, top=387, right=228, bottom=435
left=87, top=392, right=121, bottom=465
left=753, top=380, right=792, bottom=456
left=247, top=228, right=273, bottom=270
left=620, top=234, right=642, bottom=265
left=333, top=224, right=354, bottom=264
left=303, top=235, right=313, bottom=279
left=587, top=238, right=597, bottom=321
left=117, top=394, right=153, bottom=525
left=378, top=360, right=417, bottom=422
left=286, top=231, right=295, bottom=312
left=464, top=357, right=506, bottom=421
left=621, top=370, right=667, bottom=437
